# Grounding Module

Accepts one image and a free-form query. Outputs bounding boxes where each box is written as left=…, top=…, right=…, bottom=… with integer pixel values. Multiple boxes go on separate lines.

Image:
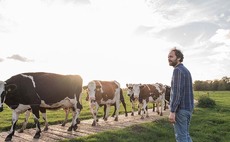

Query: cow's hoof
left=141, top=116, right=144, bottom=119
left=67, top=126, right=72, bottom=131
left=18, top=129, right=24, bottom=133
left=104, top=118, right=108, bottom=121
left=146, top=115, right=149, bottom=118
left=77, top=119, right=81, bottom=124
left=43, top=127, right=48, bottom=131
left=125, top=113, right=128, bottom=117
left=61, top=123, right=66, bottom=126
left=73, top=125, right=78, bottom=131
left=131, top=113, right=134, bottom=116
left=92, top=121, right=96, bottom=126
left=33, top=133, right=40, bottom=139
left=114, top=117, right=118, bottom=121
left=5, top=136, right=12, bottom=142
left=160, top=113, right=163, bottom=116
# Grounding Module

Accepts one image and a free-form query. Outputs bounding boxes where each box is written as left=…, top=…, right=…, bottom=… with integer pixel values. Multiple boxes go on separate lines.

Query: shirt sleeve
left=170, top=68, right=184, bottom=112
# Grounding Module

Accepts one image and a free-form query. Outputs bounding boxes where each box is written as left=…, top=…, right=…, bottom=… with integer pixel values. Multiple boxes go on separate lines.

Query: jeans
left=173, top=109, right=193, bottom=142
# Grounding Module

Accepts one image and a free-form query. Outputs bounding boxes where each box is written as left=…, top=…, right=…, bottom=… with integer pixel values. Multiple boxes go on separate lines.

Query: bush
left=197, top=95, right=216, bottom=108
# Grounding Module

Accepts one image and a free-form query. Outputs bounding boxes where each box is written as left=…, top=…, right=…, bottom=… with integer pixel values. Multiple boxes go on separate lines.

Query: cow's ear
left=96, top=85, right=101, bottom=89
left=5, top=84, right=17, bottom=93
left=83, top=86, right=88, bottom=90
left=140, top=85, right=145, bottom=89
left=96, top=85, right=101, bottom=91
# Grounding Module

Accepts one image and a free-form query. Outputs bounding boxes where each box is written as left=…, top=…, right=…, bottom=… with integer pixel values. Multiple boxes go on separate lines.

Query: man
left=168, top=48, right=194, bottom=142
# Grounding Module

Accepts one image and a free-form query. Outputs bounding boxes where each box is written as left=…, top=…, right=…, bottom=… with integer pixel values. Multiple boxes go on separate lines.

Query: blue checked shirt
left=170, top=63, right=194, bottom=113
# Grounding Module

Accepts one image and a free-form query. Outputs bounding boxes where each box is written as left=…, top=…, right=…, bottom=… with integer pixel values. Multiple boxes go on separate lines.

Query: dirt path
left=0, top=109, right=169, bottom=142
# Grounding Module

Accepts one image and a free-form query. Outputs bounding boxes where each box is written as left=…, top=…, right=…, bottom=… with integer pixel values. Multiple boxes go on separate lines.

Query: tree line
left=193, top=76, right=230, bottom=91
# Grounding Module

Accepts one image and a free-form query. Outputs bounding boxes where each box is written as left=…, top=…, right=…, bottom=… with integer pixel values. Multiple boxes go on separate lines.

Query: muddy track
left=0, top=109, right=169, bottom=142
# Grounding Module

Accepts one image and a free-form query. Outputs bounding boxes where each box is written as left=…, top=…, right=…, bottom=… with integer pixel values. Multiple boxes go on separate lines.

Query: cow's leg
left=114, top=99, right=120, bottom=121
left=62, top=108, right=70, bottom=126
left=139, top=102, right=145, bottom=119
left=153, top=102, right=156, bottom=112
left=5, top=111, right=19, bottom=141
left=104, top=104, right=111, bottom=121
left=156, top=102, right=160, bottom=114
left=31, top=108, right=41, bottom=139
left=68, top=107, right=79, bottom=131
left=68, top=100, right=81, bottom=131
left=103, top=105, right=107, bottom=119
left=131, top=101, right=135, bottom=116
left=90, top=102, right=98, bottom=126
left=121, top=100, right=128, bottom=117
left=18, top=109, right=31, bottom=133
left=138, top=103, right=141, bottom=115
left=160, top=94, right=165, bottom=116
left=40, top=108, right=48, bottom=131
left=143, top=100, right=149, bottom=118
left=112, top=104, right=116, bottom=117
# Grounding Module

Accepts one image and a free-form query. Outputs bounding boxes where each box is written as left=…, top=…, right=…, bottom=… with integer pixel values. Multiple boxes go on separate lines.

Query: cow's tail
left=120, top=88, right=128, bottom=116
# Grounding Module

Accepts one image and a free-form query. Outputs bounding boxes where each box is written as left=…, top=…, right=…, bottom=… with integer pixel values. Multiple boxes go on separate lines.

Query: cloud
left=7, top=54, right=34, bottom=62
left=0, top=58, right=4, bottom=62
left=210, top=29, right=230, bottom=45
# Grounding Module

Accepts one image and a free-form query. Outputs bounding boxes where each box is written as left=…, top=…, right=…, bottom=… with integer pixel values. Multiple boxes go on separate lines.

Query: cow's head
left=0, top=81, right=17, bottom=112
left=132, top=84, right=144, bottom=99
left=83, top=81, right=101, bottom=103
left=126, top=84, right=134, bottom=97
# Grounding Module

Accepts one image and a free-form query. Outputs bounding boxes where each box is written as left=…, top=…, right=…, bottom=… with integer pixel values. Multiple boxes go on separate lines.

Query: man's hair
left=171, top=47, right=184, bottom=62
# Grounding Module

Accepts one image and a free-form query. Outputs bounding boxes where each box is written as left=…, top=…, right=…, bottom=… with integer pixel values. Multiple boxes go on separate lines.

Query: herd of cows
left=0, top=72, right=171, bottom=141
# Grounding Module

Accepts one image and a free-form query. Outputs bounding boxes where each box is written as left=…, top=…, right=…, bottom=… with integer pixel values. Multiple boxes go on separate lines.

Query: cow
left=0, top=72, right=83, bottom=141
left=126, top=83, right=142, bottom=116
left=128, top=83, right=165, bottom=119
left=83, top=80, right=121, bottom=126
left=85, top=88, right=128, bottom=120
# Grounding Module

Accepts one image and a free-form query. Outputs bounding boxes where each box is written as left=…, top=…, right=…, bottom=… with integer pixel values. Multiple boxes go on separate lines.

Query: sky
left=0, top=0, right=230, bottom=88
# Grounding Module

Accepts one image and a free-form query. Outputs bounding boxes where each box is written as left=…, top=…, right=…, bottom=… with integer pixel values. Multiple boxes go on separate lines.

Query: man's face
left=168, top=51, right=179, bottom=67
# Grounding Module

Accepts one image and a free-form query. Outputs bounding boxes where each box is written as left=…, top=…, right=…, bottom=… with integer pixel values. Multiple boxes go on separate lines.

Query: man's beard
left=169, top=60, right=178, bottom=67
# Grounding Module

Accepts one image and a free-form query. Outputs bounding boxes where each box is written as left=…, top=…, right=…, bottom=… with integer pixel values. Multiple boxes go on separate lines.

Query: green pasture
left=1, top=91, right=230, bottom=142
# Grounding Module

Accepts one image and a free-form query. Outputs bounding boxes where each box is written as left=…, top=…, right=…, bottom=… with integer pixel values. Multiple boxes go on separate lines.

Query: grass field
left=1, top=91, right=230, bottom=142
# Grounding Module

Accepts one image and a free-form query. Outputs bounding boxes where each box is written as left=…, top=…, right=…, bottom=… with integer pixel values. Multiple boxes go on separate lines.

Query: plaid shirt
left=170, top=63, right=194, bottom=113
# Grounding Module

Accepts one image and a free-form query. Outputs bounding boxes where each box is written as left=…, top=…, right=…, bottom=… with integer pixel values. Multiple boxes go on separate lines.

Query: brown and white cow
left=126, top=83, right=142, bottom=116
left=83, top=80, right=121, bottom=126
left=85, top=88, right=128, bottom=120
left=130, top=83, right=165, bottom=119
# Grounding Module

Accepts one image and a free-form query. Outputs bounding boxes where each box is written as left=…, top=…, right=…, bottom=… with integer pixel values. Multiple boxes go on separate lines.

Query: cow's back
left=22, top=72, right=82, bottom=104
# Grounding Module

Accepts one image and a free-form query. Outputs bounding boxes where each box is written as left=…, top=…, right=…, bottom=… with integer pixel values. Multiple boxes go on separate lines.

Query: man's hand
left=168, top=112, right=176, bottom=124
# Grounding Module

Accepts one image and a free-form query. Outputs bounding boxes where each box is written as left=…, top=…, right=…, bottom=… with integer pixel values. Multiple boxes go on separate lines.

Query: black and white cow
left=0, top=72, right=83, bottom=141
